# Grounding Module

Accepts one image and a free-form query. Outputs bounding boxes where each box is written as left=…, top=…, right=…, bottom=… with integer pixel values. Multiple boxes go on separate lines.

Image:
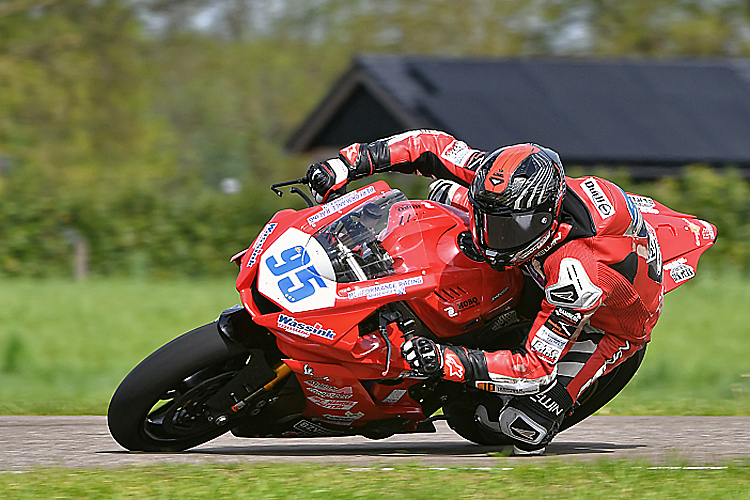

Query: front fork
left=206, top=305, right=293, bottom=426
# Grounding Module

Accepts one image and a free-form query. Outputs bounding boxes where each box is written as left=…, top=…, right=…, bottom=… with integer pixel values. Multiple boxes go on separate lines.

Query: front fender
left=217, top=304, right=279, bottom=354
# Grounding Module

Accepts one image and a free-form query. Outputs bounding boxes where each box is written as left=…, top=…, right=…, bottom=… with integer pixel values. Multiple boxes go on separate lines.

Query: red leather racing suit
left=337, top=130, right=663, bottom=405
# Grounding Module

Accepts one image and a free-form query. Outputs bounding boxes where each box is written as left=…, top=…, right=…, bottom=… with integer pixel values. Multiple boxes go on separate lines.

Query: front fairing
left=241, top=184, right=431, bottom=311
left=235, top=183, right=433, bottom=361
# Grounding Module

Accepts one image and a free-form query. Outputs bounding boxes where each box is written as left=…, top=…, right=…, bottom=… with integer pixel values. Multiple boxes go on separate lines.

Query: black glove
left=307, top=158, right=349, bottom=204
left=401, top=336, right=444, bottom=376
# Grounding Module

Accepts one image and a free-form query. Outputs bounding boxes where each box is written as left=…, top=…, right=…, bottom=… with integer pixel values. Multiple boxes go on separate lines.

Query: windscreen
left=313, top=190, right=409, bottom=283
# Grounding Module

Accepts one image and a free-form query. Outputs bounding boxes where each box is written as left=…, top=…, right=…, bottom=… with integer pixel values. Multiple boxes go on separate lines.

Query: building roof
left=287, top=54, right=750, bottom=175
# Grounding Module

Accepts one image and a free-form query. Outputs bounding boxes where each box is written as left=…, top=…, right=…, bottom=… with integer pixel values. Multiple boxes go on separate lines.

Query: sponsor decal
left=664, top=258, right=695, bottom=284
left=491, top=287, right=509, bottom=303
left=306, top=186, right=376, bottom=226
left=475, top=380, right=541, bottom=396
left=444, top=351, right=465, bottom=379
left=627, top=194, right=659, bottom=214
left=581, top=178, right=614, bottom=219
left=321, top=411, right=365, bottom=424
left=683, top=218, right=703, bottom=246
left=397, top=203, right=422, bottom=212
left=475, top=381, right=504, bottom=393
left=530, top=392, right=565, bottom=417
left=306, top=387, right=353, bottom=399
left=546, top=307, right=584, bottom=339
left=444, top=297, right=479, bottom=317
left=347, top=276, right=424, bottom=300
left=293, top=419, right=343, bottom=436
left=700, top=221, right=716, bottom=241
left=308, top=395, right=358, bottom=411
left=530, top=325, right=568, bottom=363
left=277, top=314, right=335, bottom=340
left=488, top=309, right=520, bottom=331
left=247, top=222, right=277, bottom=267
left=381, top=389, right=408, bottom=403
left=550, top=307, right=583, bottom=327
left=302, top=363, right=329, bottom=381
left=440, top=140, right=475, bottom=167
left=457, top=296, right=479, bottom=311
left=304, top=380, right=353, bottom=399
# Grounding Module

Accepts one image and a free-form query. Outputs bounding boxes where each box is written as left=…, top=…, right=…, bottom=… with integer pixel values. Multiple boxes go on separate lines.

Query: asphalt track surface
left=1, top=416, right=750, bottom=471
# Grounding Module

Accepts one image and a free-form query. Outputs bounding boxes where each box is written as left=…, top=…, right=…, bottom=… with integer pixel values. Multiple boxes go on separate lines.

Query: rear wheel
left=107, top=323, right=250, bottom=452
left=560, top=346, right=646, bottom=431
left=444, top=347, right=646, bottom=444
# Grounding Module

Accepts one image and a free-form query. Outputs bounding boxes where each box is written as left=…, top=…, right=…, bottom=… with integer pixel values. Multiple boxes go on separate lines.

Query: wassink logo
left=277, top=314, right=335, bottom=340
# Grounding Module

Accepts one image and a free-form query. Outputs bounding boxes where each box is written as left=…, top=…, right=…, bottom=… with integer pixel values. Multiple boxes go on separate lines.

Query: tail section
left=631, top=194, right=717, bottom=293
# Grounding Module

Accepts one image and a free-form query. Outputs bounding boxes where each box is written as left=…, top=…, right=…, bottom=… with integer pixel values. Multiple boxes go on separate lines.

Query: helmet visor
left=480, top=211, right=554, bottom=252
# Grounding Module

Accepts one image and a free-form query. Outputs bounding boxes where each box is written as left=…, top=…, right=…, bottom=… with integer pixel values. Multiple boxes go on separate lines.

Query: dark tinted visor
left=481, top=211, right=553, bottom=251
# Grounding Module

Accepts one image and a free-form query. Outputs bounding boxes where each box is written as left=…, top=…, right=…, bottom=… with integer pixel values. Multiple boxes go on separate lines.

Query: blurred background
left=1, top=0, right=749, bottom=415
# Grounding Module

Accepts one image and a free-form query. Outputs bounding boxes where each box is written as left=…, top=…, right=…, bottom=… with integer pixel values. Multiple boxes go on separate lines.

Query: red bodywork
left=231, top=182, right=714, bottom=433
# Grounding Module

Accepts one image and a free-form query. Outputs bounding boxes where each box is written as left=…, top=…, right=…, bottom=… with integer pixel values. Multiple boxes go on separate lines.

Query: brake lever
left=270, top=177, right=315, bottom=207
left=270, top=177, right=308, bottom=197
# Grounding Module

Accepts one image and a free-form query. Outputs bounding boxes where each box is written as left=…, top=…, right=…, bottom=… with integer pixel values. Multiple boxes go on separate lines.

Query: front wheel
left=107, top=323, right=250, bottom=452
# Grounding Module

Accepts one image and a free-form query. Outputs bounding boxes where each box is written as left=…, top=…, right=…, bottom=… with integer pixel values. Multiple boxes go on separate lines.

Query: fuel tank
left=383, top=201, right=523, bottom=339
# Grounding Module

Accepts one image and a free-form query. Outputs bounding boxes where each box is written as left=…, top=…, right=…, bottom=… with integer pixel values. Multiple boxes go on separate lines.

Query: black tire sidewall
left=107, top=323, right=248, bottom=452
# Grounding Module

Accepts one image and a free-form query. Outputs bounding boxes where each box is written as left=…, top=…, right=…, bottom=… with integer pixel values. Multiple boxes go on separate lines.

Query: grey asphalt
left=1, top=416, right=749, bottom=471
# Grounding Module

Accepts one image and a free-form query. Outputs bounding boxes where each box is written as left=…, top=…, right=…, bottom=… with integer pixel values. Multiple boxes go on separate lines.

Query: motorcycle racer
left=306, top=130, right=663, bottom=452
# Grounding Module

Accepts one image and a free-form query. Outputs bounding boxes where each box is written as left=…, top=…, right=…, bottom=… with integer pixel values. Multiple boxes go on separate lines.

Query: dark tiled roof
left=288, top=54, right=750, bottom=169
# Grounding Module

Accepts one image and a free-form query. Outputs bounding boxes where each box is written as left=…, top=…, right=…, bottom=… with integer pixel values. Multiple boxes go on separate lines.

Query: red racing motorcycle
left=107, top=178, right=716, bottom=451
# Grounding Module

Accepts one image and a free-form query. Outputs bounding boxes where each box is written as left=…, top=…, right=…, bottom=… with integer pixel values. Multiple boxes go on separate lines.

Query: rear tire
left=107, top=323, right=249, bottom=452
left=444, top=347, right=646, bottom=444
left=560, top=346, right=646, bottom=431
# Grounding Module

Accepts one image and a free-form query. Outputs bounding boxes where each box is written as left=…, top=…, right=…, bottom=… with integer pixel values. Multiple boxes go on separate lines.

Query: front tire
left=107, top=323, right=249, bottom=452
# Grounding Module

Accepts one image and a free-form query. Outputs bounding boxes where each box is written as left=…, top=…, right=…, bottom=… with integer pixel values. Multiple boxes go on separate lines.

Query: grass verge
left=1, top=462, right=749, bottom=499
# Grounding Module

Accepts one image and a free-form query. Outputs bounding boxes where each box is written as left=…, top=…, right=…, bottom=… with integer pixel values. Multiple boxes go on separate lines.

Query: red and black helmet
left=468, top=144, right=565, bottom=271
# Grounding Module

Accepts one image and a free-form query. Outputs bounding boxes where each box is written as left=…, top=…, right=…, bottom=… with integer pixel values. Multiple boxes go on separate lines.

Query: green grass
left=0, top=278, right=240, bottom=415
left=0, top=271, right=748, bottom=415
left=1, top=463, right=749, bottom=499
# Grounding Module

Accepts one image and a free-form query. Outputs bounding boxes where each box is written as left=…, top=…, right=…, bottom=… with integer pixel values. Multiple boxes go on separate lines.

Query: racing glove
left=401, top=336, right=475, bottom=383
left=307, top=143, right=376, bottom=204
left=307, top=158, right=349, bottom=204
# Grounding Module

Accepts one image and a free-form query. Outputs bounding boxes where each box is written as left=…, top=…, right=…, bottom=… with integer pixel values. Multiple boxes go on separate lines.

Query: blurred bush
left=0, top=169, right=297, bottom=278
left=0, top=162, right=747, bottom=278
